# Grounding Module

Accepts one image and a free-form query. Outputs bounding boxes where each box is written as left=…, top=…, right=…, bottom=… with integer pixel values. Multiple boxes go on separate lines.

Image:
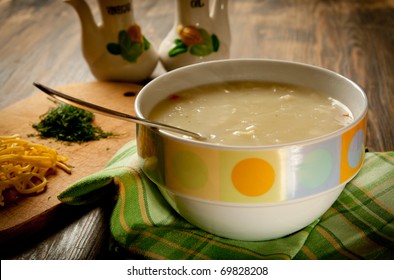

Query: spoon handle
left=33, top=82, right=205, bottom=140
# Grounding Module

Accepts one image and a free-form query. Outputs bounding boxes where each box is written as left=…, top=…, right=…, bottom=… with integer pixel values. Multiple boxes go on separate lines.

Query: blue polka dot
left=348, top=129, right=364, bottom=168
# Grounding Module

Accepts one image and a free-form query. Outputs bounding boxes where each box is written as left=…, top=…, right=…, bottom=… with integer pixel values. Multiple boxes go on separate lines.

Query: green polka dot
left=299, top=149, right=333, bottom=189
left=172, top=151, right=208, bottom=189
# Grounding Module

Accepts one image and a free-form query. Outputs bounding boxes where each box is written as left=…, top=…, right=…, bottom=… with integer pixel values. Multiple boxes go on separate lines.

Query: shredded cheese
left=0, top=135, right=71, bottom=206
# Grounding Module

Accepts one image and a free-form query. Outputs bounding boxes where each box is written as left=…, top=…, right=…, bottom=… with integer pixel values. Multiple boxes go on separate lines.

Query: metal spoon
left=33, top=82, right=206, bottom=140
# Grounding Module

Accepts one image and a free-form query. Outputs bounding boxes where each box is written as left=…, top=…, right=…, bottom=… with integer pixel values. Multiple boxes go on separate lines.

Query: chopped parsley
left=32, top=103, right=114, bottom=143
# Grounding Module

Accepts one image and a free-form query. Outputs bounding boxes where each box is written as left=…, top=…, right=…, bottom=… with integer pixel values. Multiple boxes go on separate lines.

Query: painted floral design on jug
left=158, top=0, right=230, bottom=71
left=169, top=25, right=220, bottom=57
left=107, top=24, right=152, bottom=63
left=64, top=0, right=158, bottom=82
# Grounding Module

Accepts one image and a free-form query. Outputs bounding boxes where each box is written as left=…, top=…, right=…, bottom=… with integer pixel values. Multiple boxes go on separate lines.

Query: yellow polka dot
left=231, top=158, right=275, bottom=197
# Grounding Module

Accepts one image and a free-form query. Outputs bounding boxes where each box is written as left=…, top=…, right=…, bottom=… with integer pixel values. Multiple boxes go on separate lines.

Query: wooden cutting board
left=0, top=81, right=142, bottom=240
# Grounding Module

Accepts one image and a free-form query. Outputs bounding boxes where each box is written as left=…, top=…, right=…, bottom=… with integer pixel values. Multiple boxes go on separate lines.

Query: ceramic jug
left=65, top=0, right=159, bottom=83
left=159, top=0, right=231, bottom=71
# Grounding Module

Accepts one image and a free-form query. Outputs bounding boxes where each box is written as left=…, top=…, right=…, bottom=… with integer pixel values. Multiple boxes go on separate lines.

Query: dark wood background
left=1, top=0, right=393, bottom=259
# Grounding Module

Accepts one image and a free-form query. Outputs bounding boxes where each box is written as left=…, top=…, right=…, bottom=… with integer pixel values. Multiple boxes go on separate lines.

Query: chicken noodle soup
left=149, top=81, right=353, bottom=146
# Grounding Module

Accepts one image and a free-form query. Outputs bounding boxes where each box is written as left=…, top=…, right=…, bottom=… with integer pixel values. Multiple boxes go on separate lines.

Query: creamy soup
left=149, top=81, right=353, bottom=146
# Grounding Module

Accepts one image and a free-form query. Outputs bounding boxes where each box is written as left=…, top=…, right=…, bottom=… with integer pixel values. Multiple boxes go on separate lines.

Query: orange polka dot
left=231, top=158, right=275, bottom=197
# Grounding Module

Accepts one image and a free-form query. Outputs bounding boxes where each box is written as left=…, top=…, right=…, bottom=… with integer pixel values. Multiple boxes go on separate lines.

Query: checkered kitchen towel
left=58, top=140, right=394, bottom=259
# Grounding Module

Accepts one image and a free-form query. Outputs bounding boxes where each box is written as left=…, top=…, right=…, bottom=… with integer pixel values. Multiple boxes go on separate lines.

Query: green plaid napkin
left=58, top=141, right=394, bottom=259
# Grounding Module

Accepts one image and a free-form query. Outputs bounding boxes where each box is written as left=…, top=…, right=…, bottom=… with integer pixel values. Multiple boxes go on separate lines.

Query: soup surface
left=149, top=81, right=353, bottom=146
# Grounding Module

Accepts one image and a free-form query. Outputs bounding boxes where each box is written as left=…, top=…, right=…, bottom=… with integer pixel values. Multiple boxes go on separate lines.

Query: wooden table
left=1, top=0, right=393, bottom=259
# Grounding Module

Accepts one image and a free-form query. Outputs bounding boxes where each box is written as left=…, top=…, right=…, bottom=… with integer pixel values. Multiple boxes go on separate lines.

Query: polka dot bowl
left=135, top=59, right=367, bottom=241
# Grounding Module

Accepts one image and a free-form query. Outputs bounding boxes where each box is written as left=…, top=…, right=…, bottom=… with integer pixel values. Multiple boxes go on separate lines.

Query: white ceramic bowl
left=135, top=59, right=367, bottom=241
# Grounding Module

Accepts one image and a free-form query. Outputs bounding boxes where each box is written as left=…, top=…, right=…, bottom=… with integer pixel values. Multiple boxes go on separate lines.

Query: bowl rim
left=136, top=58, right=368, bottom=150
